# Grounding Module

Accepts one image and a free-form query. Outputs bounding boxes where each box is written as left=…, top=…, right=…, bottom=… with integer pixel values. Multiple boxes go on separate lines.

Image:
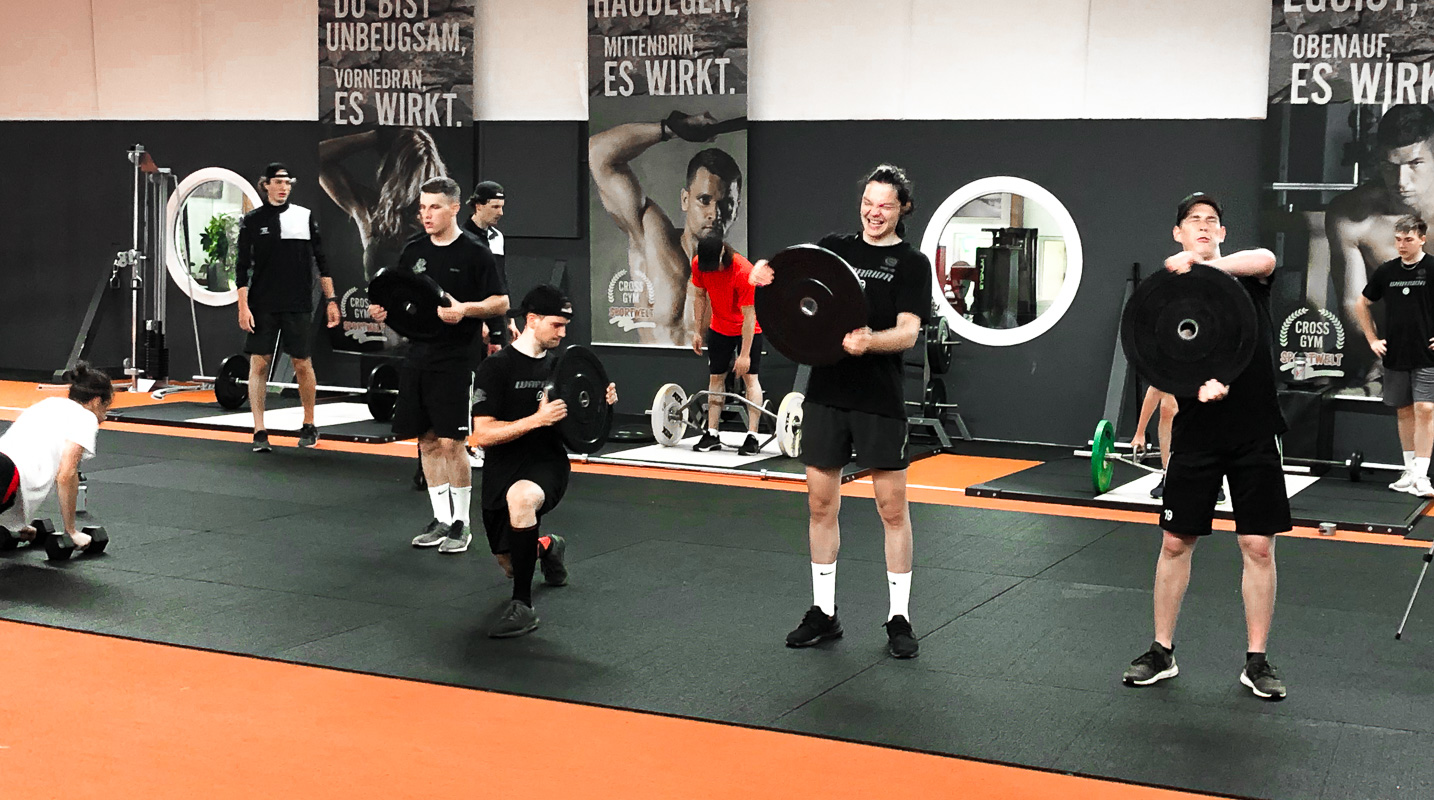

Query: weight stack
left=142, top=323, right=169, bottom=381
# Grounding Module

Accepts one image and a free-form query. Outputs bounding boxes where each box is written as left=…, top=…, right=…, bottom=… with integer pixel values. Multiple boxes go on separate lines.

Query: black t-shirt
left=397, top=230, right=505, bottom=371
left=1171, top=272, right=1288, bottom=452
left=235, top=202, right=329, bottom=313
left=1362, top=254, right=1434, bottom=370
left=473, top=346, right=570, bottom=509
left=803, top=234, right=932, bottom=418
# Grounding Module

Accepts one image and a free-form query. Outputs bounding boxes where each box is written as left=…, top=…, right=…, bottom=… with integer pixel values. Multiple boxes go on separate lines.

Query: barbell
left=1089, top=419, right=1372, bottom=494
left=212, top=354, right=400, bottom=423
left=650, top=384, right=804, bottom=458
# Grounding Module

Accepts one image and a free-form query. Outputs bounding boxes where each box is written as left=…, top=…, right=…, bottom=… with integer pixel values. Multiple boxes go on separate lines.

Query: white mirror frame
left=920, top=176, right=1083, bottom=347
left=165, top=167, right=261, bottom=308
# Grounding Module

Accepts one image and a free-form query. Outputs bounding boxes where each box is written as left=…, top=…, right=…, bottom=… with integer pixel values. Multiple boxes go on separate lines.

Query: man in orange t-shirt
left=689, top=240, right=764, bottom=455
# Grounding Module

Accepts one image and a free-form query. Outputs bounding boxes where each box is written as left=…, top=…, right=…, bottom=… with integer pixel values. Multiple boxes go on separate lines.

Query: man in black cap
left=1121, top=192, right=1290, bottom=701
left=472, top=285, right=617, bottom=638
left=235, top=162, right=341, bottom=452
left=464, top=181, right=513, bottom=356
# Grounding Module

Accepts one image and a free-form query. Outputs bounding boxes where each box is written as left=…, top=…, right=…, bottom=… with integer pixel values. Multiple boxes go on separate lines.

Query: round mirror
left=920, top=176, right=1083, bottom=346
left=165, top=167, right=261, bottom=307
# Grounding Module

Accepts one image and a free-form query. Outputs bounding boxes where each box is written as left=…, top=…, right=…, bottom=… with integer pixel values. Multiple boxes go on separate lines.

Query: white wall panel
left=0, top=0, right=1272, bottom=121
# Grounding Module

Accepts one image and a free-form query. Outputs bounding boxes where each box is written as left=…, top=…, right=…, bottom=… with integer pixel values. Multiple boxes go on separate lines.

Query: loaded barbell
left=650, top=384, right=805, bottom=458
left=1089, top=419, right=1373, bottom=494
left=212, top=355, right=400, bottom=423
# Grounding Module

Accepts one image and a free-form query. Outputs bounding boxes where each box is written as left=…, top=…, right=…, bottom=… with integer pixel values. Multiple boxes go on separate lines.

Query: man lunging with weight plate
left=368, top=178, right=509, bottom=555
left=473, top=286, right=618, bottom=638
left=689, top=237, right=764, bottom=455
left=752, top=164, right=932, bottom=659
left=0, top=363, right=112, bottom=551
left=1123, top=193, right=1291, bottom=700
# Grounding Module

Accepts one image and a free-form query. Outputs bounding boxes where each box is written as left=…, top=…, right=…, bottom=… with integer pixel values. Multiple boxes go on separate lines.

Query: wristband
left=325, top=297, right=339, bottom=305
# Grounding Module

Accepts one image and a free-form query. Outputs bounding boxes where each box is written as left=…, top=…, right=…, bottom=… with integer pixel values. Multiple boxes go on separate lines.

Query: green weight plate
left=1091, top=419, right=1115, bottom=493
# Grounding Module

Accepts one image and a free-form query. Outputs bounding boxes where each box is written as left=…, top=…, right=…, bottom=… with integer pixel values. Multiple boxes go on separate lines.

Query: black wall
left=1, top=118, right=1265, bottom=446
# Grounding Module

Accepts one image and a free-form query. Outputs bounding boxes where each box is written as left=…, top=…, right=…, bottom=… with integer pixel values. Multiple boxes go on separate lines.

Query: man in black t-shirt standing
left=752, top=164, right=932, bottom=659
left=1122, top=193, right=1291, bottom=701
left=472, top=285, right=618, bottom=638
left=369, top=177, right=509, bottom=556
left=235, top=163, right=341, bottom=452
left=463, top=181, right=515, bottom=356
left=1355, top=215, right=1434, bottom=498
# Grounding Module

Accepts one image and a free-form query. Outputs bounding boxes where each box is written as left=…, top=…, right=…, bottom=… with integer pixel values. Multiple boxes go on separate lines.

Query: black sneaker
left=1122, top=642, right=1178, bottom=686
left=1149, top=476, right=1164, bottom=499
left=785, top=606, right=843, bottom=648
left=1240, top=655, right=1287, bottom=701
left=297, top=423, right=320, bottom=448
left=884, top=615, right=919, bottom=658
left=539, top=534, right=568, bottom=586
left=737, top=434, right=761, bottom=456
left=694, top=432, right=722, bottom=452
left=252, top=431, right=272, bottom=453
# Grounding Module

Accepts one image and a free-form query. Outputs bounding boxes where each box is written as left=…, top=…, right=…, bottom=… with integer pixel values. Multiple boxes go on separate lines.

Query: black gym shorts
left=481, top=462, right=569, bottom=554
left=0, top=452, right=18, bottom=515
left=706, top=331, right=763, bottom=376
left=244, top=310, right=314, bottom=359
left=1160, top=436, right=1291, bottom=537
left=391, top=367, right=473, bottom=441
left=799, top=401, right=910, bottom=471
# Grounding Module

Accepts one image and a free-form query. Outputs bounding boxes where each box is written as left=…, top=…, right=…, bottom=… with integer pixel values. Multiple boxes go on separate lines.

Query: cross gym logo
left=1277, top=307, right=1345, bottom=380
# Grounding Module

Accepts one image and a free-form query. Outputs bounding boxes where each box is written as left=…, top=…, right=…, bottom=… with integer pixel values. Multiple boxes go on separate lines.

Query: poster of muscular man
left=588, top=0, right=749, bottom=347
left=1266, top=1, right=1434, bottom=396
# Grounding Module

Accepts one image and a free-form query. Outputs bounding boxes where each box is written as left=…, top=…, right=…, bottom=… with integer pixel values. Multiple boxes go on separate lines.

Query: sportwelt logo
left=412, top=258, right=428, bottom=274
left=1277, top=307, right=1345, bottom=381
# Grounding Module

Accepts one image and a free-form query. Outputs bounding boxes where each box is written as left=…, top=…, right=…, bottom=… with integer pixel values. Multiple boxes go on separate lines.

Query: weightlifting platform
left=966, top=457, right=1432, bottom=536
left=106, top=398, right=402, bottom=444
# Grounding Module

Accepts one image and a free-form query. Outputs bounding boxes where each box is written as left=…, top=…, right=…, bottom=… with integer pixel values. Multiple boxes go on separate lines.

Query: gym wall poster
left=588, top=0, right=749, bottom=347
left=1265, top=0, right=1434, bottom=398
left=316, top=0, right=477, bottom=354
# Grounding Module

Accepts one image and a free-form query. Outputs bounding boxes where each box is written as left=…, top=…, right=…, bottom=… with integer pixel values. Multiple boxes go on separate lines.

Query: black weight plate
left=928, top=316, right=953, bottom=374
left=755, top=245, right=869, bottom=366
left=368, top=267, right=451, bottom=343
left=548, top=345, right=612, bottom=454
left=1120, top=264, right=1258, bottom=396
left=214, top=354, right=249, bottom=409
left=367, top=362, right=400, bottom=422
left=923, top=378, right=947, bottom=419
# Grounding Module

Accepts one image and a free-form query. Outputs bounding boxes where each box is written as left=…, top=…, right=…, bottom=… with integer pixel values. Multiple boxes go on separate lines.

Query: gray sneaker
left=1240, top=656, right=1287, bottom=701
left=297, top=423, right=320, bottom=448
left=1123, top=642, right=1179, bottom=686
left=438, top=520, right=471, bottom=554
left=489, top=599, right=540, bottom=638
left=411, top=518, right=450, bottom=548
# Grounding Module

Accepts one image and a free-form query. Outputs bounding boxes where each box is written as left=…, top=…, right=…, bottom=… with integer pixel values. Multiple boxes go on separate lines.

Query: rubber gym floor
left=4, top=382, right=1434, bottom=799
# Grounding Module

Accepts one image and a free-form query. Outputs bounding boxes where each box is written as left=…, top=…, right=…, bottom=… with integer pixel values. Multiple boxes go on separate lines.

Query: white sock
left=811, top=561, right=837, bottom=616
left=428, top=483, right=452, bottom=524
left=1405, top=450, right=1417, bottom=473
left=887, top=571, right=912, bottom=621
left=1417, top=457, right=1430, bottom=479
left=451, top=485, right=472, bottom=526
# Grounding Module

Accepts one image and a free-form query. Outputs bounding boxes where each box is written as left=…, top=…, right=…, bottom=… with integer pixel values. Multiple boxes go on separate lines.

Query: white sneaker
left=1412, top=477, right=1434, bottom=499
left=1390, top=471, right=1416, bottom=492
left=467, top=446, right=484, bottom=468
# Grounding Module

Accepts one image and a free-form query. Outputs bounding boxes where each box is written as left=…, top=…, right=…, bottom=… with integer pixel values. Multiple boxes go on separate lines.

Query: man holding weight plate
left=1122, top=192, right=1290, bottom=700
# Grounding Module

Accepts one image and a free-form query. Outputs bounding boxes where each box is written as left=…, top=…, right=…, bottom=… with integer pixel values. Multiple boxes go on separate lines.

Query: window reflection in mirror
left=936, top=192, right=1068, bottom=330
left=921, top=177, right=1083, bottom=347
left=166, top=167, right=263, bottom=307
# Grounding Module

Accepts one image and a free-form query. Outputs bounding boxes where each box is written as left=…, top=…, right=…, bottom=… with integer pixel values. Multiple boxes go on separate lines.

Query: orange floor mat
left=0, top=620, right=1219, bottom=800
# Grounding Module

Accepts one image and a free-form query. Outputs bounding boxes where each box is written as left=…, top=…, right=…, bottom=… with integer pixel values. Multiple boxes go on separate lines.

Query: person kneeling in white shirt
left=0, top=362, right=112, bottom=549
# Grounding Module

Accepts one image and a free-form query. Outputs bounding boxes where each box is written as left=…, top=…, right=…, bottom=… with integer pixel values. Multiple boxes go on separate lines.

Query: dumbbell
left=0, top=519, right=54, bottom=551
left=45, top=525, right=108, bottom=561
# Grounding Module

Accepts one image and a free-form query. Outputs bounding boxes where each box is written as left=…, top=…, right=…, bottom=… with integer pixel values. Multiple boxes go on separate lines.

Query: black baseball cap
left=521, top=285, right=573, bottom=319
left=1176, top=192, right=1222, bottom=225
left=263, top=162, right=295, bottom=182
left=468, top=181, right=505, bottom=205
